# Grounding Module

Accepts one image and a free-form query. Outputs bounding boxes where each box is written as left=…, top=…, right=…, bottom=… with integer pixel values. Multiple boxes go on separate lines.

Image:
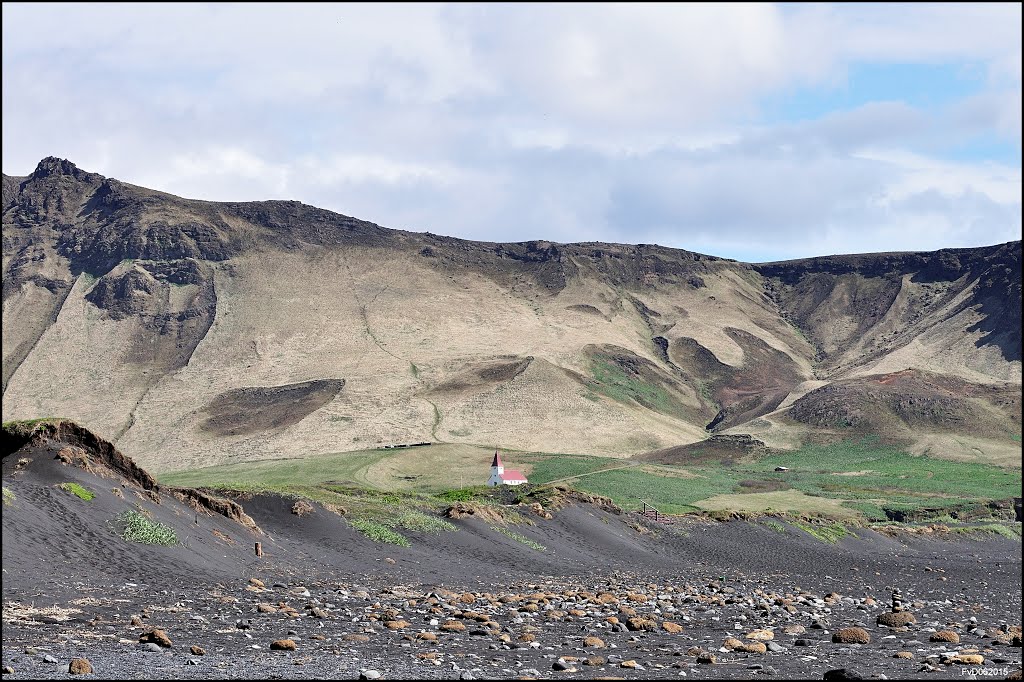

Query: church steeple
left=487, top=449, right=527, bottom=487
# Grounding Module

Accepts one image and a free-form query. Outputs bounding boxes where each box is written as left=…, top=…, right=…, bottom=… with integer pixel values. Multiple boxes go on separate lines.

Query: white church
left=487, top=450, right=528, bottom=487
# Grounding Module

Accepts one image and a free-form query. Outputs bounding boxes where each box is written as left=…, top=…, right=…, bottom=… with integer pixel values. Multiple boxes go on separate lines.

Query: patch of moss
left=58, top=482, right=95, bottom=501
left=349, top=519, right=410, bottom=546
left=792, top=520, right=850, bottom=544
left=491, top=525, right=546, bottom=551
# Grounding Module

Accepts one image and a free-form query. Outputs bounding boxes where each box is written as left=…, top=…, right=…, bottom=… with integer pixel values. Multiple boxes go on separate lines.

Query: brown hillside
left=3, top=158, right=1020, bottom=471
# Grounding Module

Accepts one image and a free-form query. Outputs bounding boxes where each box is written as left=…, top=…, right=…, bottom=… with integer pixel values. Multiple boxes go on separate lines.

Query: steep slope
left=3, top=158, right=1020, bottom=472
left=1, top=418, right=262, bottom=588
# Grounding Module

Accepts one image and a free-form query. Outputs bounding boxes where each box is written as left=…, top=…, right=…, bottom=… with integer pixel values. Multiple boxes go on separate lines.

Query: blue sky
left=2, top=3, right=1020, bottom=262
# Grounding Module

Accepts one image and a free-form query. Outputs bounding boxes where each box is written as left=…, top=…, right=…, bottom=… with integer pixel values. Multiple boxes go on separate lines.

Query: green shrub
left=115, top=510, right=178, bottom=546
left=59, top=482, right=95, bottom=501
left=793, top=520, right=849, bottom=544
left=392, top=510, right=457, bottom=534
left=764, top=520, right=786, bottom=533
left=958, top=524, right=1021, bottom=540
left=350, top=519, right=411, bottom=546
left=2, top=486, right=14, bottom=506
left=437, top=488, right=481, bottom=503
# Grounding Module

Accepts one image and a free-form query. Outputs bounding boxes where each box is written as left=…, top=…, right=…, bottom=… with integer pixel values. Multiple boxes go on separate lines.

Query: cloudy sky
left=3, top=3, right=1021, bottom=262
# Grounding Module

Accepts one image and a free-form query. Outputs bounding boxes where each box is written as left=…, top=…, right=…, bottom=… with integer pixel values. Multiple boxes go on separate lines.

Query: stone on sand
left=68, top=658, right=92, bottom=675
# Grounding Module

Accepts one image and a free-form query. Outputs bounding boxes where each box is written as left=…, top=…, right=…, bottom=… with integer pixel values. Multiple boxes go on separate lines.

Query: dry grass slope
left=3, top=158, right=1020, bottom=474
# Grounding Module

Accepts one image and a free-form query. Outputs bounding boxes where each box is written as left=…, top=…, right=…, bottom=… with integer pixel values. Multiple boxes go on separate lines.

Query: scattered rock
left=189, top=645, right=205, bottom=656
left=877, top=612, right=916, bottom=627
left=68, top=658, right=92, bottom=675
left=440, top=620, right=465, bottom=632
left=746, top=629, right=774, bottom=641
left=625, top=616, right=658, bottom=632
left=270, top=639, right=297, bottom=651
left=823, top=670, right=864, bottom=680
left=138, top=629, right=172, bottom=648
left=832, top=627, right=871, bottom=644
left=930, top=630, right=960, bottom=643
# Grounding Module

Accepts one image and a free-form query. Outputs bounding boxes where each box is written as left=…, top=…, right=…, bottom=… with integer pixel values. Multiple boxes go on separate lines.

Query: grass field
left=160, top=437, right=1022, bottom=523
left=562, top=437, right=1021, bottom=519
left=162, top=443, right=627, bottom=493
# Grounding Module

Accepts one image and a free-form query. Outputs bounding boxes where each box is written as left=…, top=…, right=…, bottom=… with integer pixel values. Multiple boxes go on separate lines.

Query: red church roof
left=491, top=450, right=503, bottom=468
left=500, top=469, right=527, bottom=482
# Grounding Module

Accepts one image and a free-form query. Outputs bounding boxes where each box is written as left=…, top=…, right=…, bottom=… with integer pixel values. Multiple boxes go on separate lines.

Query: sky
left=2, top=3, right=1021, bottom=262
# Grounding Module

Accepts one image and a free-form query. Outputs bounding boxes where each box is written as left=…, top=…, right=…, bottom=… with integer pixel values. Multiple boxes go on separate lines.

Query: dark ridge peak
left=418, top=232, right=728, bottom=265
left=754, top=240, right=1022, bottom=283
left=755, top=240, right=1020, bottom=269
left=30, top=156, right=102, bottom=183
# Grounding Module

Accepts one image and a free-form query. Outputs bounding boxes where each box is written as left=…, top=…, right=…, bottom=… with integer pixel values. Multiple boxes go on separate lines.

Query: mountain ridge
left=3, top=158, right=1020, bottom=473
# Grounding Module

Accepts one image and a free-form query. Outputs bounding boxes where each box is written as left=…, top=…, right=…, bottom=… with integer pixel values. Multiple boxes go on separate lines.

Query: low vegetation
left=159, top=436, right=1020, bottom=525
left=589, top=359, right=682, bottom=417
left=491, top=525, right=546, bottom=552
left=948, top=523, right=1022, bottom=541
left=2, top=486, right=14, bottom=506
left=114, top=509, right=178, bottom=546
left=58, top=482, right=95, bottom=501
left=792, top=520, right=851, bottom=544
left=348, top=519, right=411, bottom=547
left=2, top=417, right=69, bottom=436
left=389, top=510, right=457, bottom=534
left=545, top=437, right=1021, bottom=522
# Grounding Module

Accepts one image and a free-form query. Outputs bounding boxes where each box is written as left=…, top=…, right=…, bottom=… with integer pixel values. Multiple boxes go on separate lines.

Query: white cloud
left=2, top=3, right=1020, bottom=261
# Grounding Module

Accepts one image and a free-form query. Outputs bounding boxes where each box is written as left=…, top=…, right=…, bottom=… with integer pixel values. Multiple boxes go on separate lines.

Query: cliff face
left=3, top=158, right=1020, bottom=471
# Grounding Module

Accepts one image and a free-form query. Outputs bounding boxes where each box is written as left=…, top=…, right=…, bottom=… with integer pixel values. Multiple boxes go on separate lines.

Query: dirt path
left=544, top=461, right=638, bottom=485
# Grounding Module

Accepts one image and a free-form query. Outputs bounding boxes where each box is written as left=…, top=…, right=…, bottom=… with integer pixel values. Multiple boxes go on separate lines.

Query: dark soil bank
left=3, top=497, right=1022, bottom=679
left=2, top=424, right=1021, bottom=680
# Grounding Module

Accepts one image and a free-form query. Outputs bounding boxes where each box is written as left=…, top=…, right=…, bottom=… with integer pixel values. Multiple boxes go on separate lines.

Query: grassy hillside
left=161, top=438, right=1021, bottom=524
